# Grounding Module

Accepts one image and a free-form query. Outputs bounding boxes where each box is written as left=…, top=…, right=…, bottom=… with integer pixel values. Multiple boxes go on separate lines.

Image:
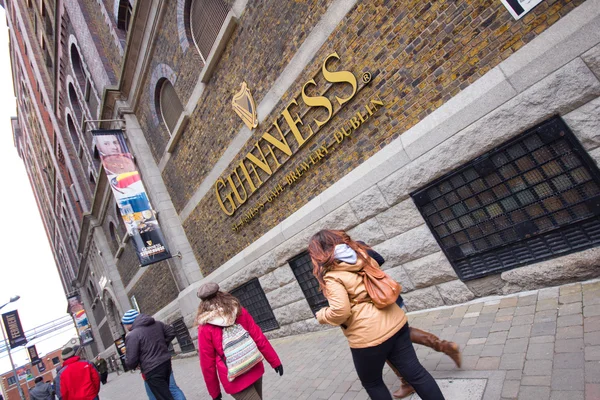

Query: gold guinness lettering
left=216, top=51, right=365, bottom=216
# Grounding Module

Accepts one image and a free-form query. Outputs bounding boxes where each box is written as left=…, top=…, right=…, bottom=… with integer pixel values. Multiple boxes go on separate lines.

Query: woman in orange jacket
left=309, top=229, right=445, bottom=400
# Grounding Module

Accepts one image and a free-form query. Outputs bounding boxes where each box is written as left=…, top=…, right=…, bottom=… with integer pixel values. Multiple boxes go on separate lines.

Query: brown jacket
left=316, top=256, right=407, bottom=348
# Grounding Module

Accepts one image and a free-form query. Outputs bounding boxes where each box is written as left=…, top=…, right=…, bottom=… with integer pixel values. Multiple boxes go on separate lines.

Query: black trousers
left=100, top=371, right=108, bottom=384
left=350, top=324, right=445, bottom=400
left=145, top=360, right=175, bottom=400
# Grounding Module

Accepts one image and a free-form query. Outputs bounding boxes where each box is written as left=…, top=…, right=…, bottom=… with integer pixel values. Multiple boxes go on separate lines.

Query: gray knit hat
left=197, top=282, right=219, bottom=300
left=61, top=346, right=75, bottom=359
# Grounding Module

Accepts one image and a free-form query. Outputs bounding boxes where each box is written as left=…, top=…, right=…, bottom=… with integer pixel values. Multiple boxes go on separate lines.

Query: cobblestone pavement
left=99, top=279, right=600, bottom=400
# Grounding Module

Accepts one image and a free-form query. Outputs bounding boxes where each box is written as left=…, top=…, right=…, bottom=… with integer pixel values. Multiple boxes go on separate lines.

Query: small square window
left=52, top=356, right=60, bottom=365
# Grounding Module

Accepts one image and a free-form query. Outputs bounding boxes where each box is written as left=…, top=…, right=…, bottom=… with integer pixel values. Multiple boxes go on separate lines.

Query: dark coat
left=29, top=381, right=55, bottom=400
left=124, top=314, right=175, bottom=374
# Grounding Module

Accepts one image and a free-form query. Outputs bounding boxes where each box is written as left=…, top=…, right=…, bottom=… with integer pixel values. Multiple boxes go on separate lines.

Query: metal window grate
left=411, top=117, right=600, bottom=281
left=160, top=80, right=184, bottom=135
left=230, top=278, right=279, bottom=332
left=172, top=317, right=196, bottom=353
left=190, top=0, right=229, bottom=61
left=289, top=252, right=328, bottom=314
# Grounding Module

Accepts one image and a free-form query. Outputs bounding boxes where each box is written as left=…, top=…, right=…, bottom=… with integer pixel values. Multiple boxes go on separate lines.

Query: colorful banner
left=92, top=129, right=171, bottom=266
left=67, top=295, right=94, bottom=345
left=2, top=310, right=27, bottom=348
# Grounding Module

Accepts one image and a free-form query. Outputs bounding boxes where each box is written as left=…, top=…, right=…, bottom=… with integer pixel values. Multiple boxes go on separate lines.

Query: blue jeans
left=145, top=373, right=186, bottom=400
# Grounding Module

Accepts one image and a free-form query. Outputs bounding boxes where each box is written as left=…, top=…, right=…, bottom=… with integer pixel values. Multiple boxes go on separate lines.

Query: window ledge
left=166, top=112, right=190, bottom=153
left=198, top=11, right=238, bottom=84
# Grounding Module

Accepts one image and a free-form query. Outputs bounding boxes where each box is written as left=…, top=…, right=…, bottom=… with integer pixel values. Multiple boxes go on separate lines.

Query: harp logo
left=232, top=82, right=258, bottom=130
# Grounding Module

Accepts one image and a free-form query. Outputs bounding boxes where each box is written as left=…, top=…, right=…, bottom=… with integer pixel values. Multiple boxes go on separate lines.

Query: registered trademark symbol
left=362, top=72, right=372, bottom=84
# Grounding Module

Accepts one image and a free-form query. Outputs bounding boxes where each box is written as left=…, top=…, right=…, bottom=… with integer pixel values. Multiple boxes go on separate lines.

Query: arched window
left=117, top=0, right=133, bottom=31
left=109, top=221, right=120, bottom=246
left=66, top=114, right=80, bottom=150
left=157, top=79, right=183, bottom=135
left=189, top=0, right=229, bottom=61
left=70, top=44, right=86, bottom=89
left=68, top=83, right=83, bottom=124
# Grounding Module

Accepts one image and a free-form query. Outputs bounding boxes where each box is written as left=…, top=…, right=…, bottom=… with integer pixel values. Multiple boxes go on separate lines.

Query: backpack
left=357, top=253, right=401, bottom=309
left=220, top=323, right=263, bottom=382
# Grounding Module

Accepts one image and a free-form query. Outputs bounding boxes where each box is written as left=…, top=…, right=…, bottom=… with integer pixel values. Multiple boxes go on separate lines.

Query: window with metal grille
left=117, top=0, right=133, bottom=31
left=158, top=80, right=183, bottom=135
left=171, top=317, right=196, bottom=353
left=412, top=117, right=600, bottom=281
left=288, top=252, right=328, bottom=314
left=190, top=0, right=229, bottom=61
left=230, top=278, right=279, bottom=332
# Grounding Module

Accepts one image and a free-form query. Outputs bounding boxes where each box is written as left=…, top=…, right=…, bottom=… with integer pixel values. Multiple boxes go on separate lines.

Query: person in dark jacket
left=29, top=377, right=55, bottom=400
left=122, top=309, right=177, bottom=400
left=94, top=357, right=108, bottom=385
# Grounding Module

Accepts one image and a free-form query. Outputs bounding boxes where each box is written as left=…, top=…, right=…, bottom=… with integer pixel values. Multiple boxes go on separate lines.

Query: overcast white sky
left=0, top=9, right=77, bottom=374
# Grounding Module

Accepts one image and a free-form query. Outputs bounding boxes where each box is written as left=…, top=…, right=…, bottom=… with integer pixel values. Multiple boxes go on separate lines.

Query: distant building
left=0, top=348, right=62, bottom=400
left=3, top=0, right=599, bottom=359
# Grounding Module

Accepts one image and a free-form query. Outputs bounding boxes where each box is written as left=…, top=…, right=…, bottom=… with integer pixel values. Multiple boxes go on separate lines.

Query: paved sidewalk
left=99, top=279, right=600, bottom=400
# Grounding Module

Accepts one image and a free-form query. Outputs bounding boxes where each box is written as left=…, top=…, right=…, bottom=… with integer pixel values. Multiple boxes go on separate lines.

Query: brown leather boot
left=410, top=327, right=462, bottom=368
left=386, top=361, right=416, bottom=399
left=393, top=377, right=416, bottom=399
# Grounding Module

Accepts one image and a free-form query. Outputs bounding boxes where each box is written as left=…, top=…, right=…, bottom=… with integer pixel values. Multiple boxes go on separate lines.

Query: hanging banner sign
left=67, top=295, right=94, bottom=345
left=2, top=310, right=27, bottom=348
left=92, top=129, right=171, bottom=266
left=27, top=345, right=40, bottom=365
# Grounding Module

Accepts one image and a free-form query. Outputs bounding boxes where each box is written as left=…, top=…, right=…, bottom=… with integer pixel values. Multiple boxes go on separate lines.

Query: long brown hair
left=308, top=229, right=370, bottom=296
left=195, top=291, right=241, bottom=325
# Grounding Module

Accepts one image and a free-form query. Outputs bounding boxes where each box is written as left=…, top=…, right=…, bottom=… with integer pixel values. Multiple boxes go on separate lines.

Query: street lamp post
left=0, top=296, right=26, bottom=400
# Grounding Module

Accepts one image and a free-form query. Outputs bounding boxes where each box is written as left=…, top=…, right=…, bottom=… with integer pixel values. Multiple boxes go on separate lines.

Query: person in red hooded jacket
left=59, top=346, right=100, bottom=400
left=196, top=283, right=283, bottom=400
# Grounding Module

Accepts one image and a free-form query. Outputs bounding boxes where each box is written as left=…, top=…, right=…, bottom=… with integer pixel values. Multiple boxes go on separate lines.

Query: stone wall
left=173, top=2, right=600, bottom=338
left=127, top=260, right=179, bottom=316
left=171, top=0, right=584, bottom=276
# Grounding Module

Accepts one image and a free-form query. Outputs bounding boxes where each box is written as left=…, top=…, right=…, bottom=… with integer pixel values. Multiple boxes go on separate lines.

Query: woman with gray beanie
left=196, top=282, right=283, bottom=400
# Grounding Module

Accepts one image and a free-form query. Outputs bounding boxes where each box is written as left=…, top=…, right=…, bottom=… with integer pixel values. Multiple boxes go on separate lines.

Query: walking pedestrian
left=196, top=283, right=284, bottom=400
left=94, top=357, right=109, bottom=385
left=122, top=309, right=177, bottom=400
left=360, top=240, right=461, bottom=398
left=58, top=346, right=101, bottom=400
left=144, top=373, right=186, bottom=400
left=309, top=229, right=445, bottom=400
left=29, top=376, right=55, bottom=400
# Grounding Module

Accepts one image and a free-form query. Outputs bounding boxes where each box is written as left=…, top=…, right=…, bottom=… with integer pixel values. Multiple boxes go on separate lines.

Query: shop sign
left=500, top=0, right=543, bottom=20
left=92, top=129, right=171, bottom=267
left=216, top=52, right=384, bottom=230
left=114, top=335, right=129, bottom=372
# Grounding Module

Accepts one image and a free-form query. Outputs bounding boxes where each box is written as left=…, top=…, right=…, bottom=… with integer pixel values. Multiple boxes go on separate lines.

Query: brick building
left=0, top=347, right=62, bottom=400
left=5, top=0, right=600, bottom=357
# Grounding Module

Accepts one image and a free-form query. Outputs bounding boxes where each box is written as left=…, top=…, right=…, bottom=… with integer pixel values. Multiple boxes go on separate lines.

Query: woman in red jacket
left=196, top=282, right=283, bottom=400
